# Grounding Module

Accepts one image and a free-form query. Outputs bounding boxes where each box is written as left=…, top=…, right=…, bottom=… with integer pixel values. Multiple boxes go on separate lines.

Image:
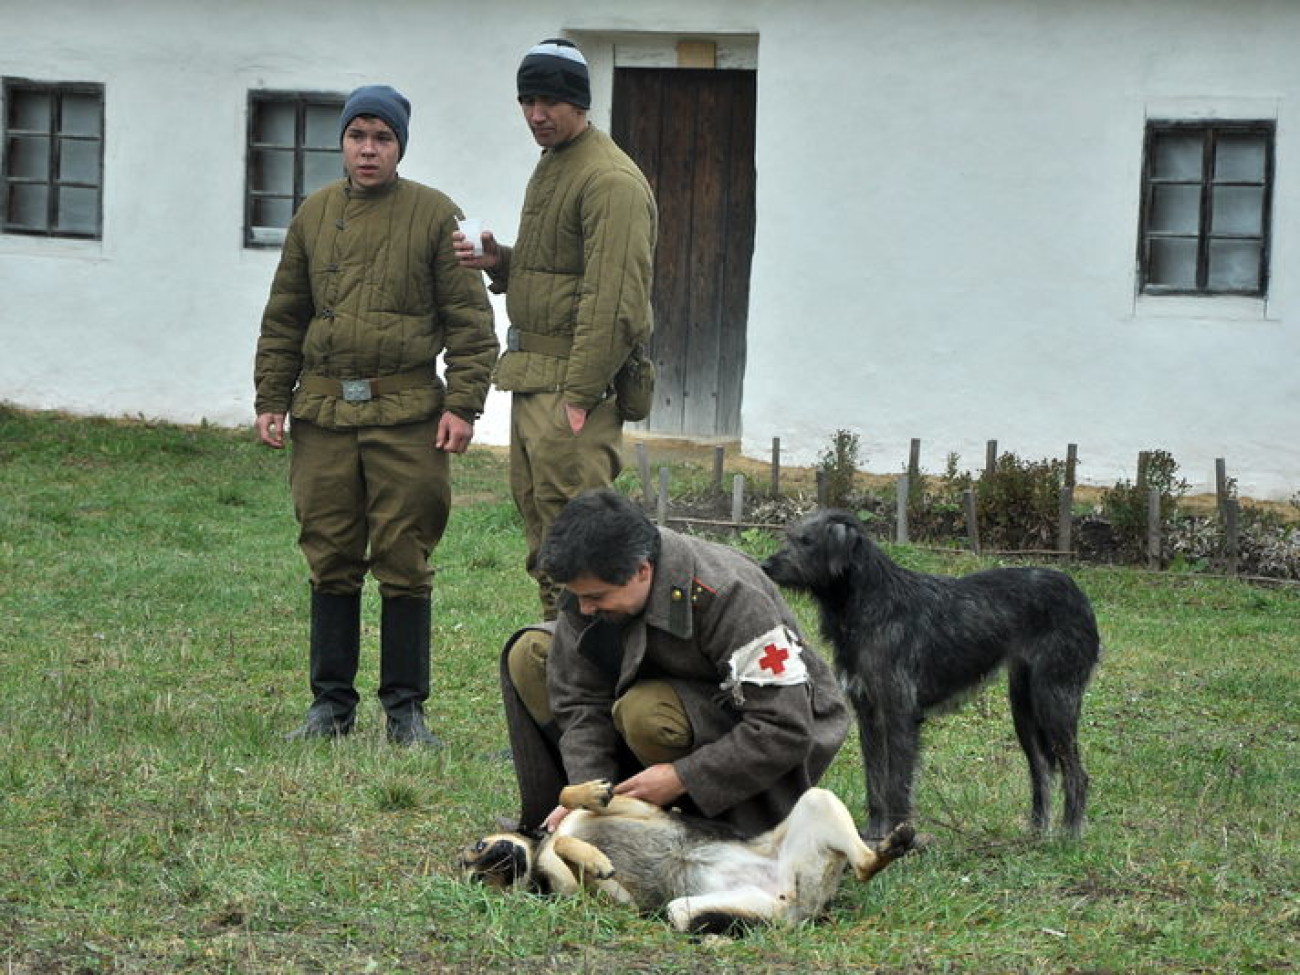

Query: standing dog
left=762, top=509, right=1100, bottom=840
left=459, top=779, right=915, bottom=934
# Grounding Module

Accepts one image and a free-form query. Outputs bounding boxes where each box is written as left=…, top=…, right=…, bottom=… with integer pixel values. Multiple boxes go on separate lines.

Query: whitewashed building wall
left=2, top=0, right=1297, bottom=497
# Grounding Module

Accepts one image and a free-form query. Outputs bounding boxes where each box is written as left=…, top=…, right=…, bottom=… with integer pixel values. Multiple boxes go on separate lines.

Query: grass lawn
left=1, top=407, right=1296, bottom=973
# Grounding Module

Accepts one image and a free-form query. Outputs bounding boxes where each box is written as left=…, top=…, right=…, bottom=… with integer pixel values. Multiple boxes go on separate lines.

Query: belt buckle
left=341, top=379, right=372, bottom=403
left=506, top=327, right=521, bottom=352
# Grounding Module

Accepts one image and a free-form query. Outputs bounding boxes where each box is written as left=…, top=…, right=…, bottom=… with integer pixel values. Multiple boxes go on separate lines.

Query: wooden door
left=612, top=68, right=757, bottom=438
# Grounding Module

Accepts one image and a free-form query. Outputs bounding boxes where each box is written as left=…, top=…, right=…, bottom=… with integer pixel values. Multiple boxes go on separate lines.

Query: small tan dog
left=459, top=779, right=915, bottom=934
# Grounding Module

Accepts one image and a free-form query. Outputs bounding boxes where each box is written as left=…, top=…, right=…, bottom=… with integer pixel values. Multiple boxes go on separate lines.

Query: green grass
left=1, top=407, right=1296, bottom=974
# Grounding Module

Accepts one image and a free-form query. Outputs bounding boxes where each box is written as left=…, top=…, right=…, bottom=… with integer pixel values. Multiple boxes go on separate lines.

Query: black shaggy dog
left=762, top=509, right=1100, bottom=840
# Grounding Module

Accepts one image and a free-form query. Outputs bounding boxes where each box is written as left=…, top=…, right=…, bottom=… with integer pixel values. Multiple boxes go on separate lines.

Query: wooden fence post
left=1215, top=458, right=1229, bottom=517
left=712, top=445, right=726, bottom=495
left=985, top=440, right=998, bottom=480
left=1058, top=442, right=1078, bottom=555
left=656, top=466, right=669, bottom=527
left=896, top=474, right=909, bottom=545
left=1147, top=486, right=1161, bottom=570
left=1224, top=498, right=1240, bottom=576
left=815, top=469, right=827, bottom=507
left=963, top=488, right=981, bottom=554
left=908, top=438, right=921, bottom=484
left=731, top=474, right=746, bottom=526
left=636, top=441, right=652, bottom=502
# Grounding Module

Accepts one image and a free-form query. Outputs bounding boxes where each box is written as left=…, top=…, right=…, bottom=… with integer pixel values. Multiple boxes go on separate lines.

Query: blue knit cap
left=340, top=84, right=411, bottom=159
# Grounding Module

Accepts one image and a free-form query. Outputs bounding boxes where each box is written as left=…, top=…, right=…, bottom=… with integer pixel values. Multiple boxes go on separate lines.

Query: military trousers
left=289, top=417, right=450, bottom=597
left=506, top=628, right=694, bottom=767
left=509, top=391, right=622, bottom=617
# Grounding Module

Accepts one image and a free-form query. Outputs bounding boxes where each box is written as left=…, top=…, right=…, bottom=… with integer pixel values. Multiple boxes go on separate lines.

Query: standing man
left=455, top=38, right=658, bottom=620
left=255, top=84, right=498, bottom=747
left=500, top=489, right=851, bottom=837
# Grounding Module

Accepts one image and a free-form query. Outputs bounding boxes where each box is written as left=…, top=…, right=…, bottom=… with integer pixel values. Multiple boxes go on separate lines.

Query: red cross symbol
left=759, top=643, right=789, bottom=675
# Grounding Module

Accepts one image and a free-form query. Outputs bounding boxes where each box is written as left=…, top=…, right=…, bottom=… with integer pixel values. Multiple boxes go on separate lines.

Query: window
left=1137, top=121, right=1274, bottom=297
left=2, top=79, right=104, bottom=239
left=246, top=91, right=344, bottom=247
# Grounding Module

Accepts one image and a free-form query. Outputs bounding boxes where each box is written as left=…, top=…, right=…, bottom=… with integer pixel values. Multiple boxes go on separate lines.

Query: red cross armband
left=720, top=625, right=809, bottom=705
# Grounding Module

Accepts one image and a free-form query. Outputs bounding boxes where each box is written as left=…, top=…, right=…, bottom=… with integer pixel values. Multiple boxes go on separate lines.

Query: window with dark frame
left=1138, top=120, right=1274, bottom=298
left=246, top=91, right=344, bottom=247
left=2, top=79, right=105, bottom=239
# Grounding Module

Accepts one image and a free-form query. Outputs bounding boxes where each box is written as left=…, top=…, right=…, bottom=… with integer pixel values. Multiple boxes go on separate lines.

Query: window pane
left=1211, top=186, right=1263, bottom=236
left=59, top=138, right=100, bottom=184
left=251, top=196, right=293, bottom=228
left=1152, top=133, right=1203, bottom=180
left=1214, top=135, right=1266, bottom=182
left=304, top=103, right=340, bottom=149
left=253, top=102, right=295, bottom=145
left=60, top=93, right=102, bottom=137
left=251, top=147, right=293, bottom=193
left=6, top=134, right=51, bottom=178
left=303, top=148, right=341, bottom=190
left=6, top=183, right=50, bottom=229
left=8, top=90, right=51, bottom=132
left=1149, top=184, right=1200, bottom=234
left=1147, top=238, right=1198, bottom=289
left=1207, top=240, right=1261, bottom=291
left=56, top=185, right=99, bottom=234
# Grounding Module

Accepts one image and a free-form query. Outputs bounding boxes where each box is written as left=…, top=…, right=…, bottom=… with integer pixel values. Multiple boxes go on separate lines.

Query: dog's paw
left=560, top=779, right=615, bottom=811
left=876, top=822, right=919, bottom=860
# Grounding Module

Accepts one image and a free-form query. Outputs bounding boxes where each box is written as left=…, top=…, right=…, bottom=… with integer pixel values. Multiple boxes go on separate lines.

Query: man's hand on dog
left=615, top=764, right=685, bottom=807
left=543, top=764, right=686, bottom=832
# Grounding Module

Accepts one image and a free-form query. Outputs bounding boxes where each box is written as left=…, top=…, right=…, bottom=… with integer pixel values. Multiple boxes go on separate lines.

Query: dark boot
left=286, top=589, right=362, bottom=741
left=379, top=595, right=442, bottom=748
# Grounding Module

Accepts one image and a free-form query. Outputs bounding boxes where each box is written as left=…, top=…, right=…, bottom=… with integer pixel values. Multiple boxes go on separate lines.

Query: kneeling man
left=502, top=488, right=850, bottom=836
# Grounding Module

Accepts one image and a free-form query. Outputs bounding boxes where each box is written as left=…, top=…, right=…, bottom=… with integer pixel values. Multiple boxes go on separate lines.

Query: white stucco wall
left=2, top=0, right=1297, bottom=498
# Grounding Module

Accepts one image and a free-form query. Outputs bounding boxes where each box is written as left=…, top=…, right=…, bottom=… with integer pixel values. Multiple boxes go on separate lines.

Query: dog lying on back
left=459, top=779, right=915, bottom=934
left=762, top=510, right=1100, bottom=840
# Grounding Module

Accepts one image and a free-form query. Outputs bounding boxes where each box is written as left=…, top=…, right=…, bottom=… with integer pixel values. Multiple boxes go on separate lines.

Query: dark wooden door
left=612, top=68, right=756, bottom=438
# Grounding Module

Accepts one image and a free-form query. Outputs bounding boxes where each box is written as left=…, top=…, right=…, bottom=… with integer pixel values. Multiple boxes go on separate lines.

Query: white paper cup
left=458, top=218, right=484, bottom=257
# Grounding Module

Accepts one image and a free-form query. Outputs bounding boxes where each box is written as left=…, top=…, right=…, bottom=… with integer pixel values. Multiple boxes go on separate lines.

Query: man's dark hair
left=540, top=489, right=661, bottom=585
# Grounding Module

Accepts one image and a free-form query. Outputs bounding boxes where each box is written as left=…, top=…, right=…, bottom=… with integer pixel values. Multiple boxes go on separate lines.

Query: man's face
left=342, top=116, right=400, bottom=189
left=519, top=96, right=587, bottom=148
left=564, top=561, right=653, bottom=622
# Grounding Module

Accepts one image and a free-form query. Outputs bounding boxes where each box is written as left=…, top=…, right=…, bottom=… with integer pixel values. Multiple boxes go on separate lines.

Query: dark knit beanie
left=517, top=38, right=591, bottom=109
left=339, top=84, right=411, bottom=159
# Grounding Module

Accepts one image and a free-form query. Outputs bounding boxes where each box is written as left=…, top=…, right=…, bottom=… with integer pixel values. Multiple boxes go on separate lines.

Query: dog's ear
left=823, top=518, right=863, bottom=580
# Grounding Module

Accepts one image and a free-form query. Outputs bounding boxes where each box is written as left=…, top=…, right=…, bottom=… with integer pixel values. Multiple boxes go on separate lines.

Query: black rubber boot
left=285, top=589, right=361, bottom=741
left=379, top=595, right=442, bottom=748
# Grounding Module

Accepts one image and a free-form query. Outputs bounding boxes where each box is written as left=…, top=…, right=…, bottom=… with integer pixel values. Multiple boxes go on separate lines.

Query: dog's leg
left=559, top=779, right=664, bottom=821
left=665, top=887, right=782, bottom=934
left=1008, top=662, right=1054, bottom=833
left=854, top=692, right=919, bottom=840
left=550, top=835, right=615, bottom=881
left=534, top=841, right=582, bottom=895
left=769, top=788, right=913, bottom=921
left=852, top=697, right=892, bottom=840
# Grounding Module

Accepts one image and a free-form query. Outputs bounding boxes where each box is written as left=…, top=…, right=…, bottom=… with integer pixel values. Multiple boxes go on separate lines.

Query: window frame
left=1137, top=119, right=1275, bottom=298
left=2, top=78, right=106, bottom=240
left=245, top=90, right=345, bottom=248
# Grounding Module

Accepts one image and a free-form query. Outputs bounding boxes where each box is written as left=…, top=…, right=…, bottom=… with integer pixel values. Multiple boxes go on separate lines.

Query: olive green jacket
left=254, top=177, right=498, bottom=428
left=491, top=126, right=656, bottom=410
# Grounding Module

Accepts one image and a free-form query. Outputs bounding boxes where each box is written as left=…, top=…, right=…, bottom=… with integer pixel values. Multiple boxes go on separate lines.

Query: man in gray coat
left=502, top=489, right=850, bottom=837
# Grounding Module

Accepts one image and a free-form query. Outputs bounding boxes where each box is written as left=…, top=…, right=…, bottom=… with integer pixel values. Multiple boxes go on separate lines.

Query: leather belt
left=298, top=369, right=433, bottom=403
left=506, top=326, right=572, bottom=358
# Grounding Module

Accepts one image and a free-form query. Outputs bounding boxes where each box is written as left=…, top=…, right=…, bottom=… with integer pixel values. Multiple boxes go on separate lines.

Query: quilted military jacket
left=491, top=125, right=657, bottom=410
left=254, top=177, right=498, bottom=428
